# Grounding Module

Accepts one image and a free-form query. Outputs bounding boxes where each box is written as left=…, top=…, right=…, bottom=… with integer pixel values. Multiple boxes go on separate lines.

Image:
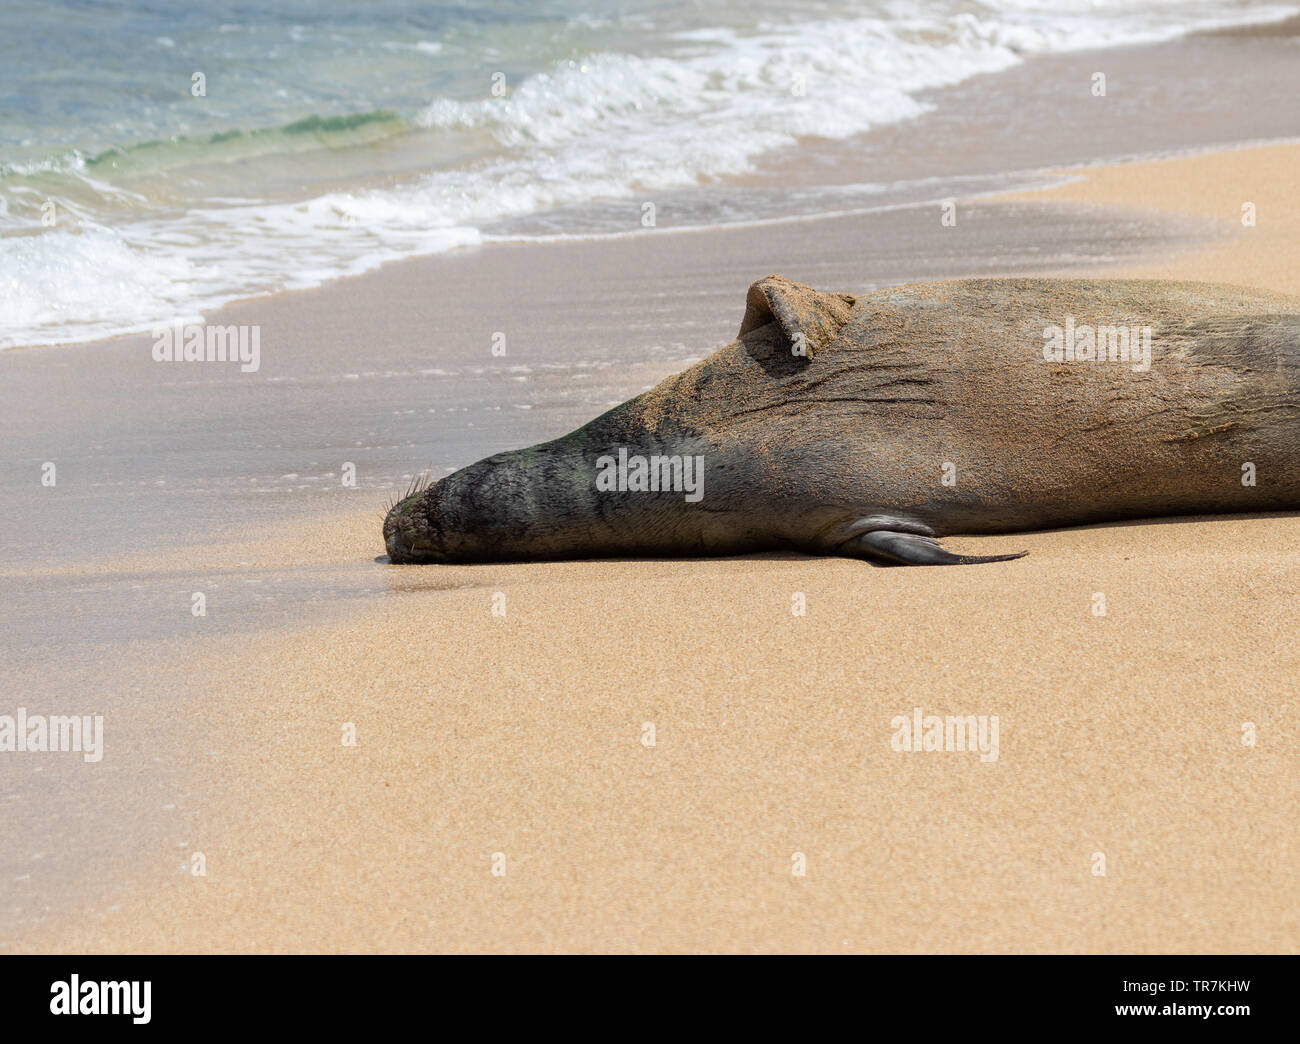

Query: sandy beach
left=4, top=6, right=1300, bottom=954
left=0, top=135, right=1293, bottom=954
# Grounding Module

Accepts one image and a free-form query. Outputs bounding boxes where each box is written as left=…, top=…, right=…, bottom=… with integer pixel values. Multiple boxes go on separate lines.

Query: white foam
left=0, top=226, right=202, bottom=345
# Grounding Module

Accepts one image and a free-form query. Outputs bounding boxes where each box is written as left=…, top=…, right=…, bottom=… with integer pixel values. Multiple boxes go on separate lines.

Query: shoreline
left=5, top=136, right=1299, bottom=953
left=6, top=131, right=1298, bottom=357
left=8, top=15, right=1300, bottom=354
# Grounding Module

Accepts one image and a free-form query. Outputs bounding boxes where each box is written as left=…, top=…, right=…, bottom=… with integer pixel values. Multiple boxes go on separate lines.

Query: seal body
left=384, top=277, right=1300, bottom=565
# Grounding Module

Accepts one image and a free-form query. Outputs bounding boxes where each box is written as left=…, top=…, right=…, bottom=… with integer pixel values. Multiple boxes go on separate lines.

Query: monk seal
left=384, top=276, right=1300, bottom=565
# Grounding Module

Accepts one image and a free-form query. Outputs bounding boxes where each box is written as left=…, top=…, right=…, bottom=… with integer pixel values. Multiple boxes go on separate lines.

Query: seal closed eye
left=384, top=275, right=1300, bottom=566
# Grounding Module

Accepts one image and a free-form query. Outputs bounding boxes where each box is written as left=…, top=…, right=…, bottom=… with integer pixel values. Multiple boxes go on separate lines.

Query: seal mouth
left=385, top=528, right=447, bottom=564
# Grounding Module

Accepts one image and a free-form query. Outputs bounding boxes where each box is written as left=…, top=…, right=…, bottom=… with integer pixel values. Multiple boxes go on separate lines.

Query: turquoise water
left=1, top=0, right=1296, bottom=348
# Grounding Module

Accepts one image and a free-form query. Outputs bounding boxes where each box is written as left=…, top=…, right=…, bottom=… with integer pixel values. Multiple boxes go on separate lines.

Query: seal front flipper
left=842, top=530, right=1027, bottom=566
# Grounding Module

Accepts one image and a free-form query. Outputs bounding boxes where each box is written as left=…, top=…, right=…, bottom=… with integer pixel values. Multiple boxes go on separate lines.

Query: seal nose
left=383, top=497, right=419, bottom=563
left=384, top=493, right=447, bottom=563
left=385, top=524, right=412, bottom=563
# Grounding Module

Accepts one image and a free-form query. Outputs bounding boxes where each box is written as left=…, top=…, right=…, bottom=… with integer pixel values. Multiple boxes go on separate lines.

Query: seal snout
left=383, top=490, right=447, bottom=564
left=384, top=519, right=419, bottom=564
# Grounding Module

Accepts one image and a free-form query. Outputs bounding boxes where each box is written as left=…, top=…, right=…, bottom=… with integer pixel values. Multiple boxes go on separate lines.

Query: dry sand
left=19, top=143, right=1300, bottom=954
left=1014, top=140, right=1300, bottom=295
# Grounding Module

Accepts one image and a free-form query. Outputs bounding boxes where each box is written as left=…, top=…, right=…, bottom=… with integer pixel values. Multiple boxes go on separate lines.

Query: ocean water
left=1, top=0, right=1296, bottom=349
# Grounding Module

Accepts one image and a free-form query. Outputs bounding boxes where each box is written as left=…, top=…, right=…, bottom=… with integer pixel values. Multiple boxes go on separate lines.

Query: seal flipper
left=843, top=530, right=1027, bottom=566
